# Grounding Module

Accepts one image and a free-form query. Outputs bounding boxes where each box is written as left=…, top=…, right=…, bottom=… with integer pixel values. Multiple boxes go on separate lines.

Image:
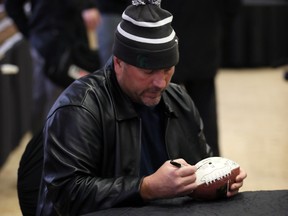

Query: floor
left=0, top=67, right=287, bottom=215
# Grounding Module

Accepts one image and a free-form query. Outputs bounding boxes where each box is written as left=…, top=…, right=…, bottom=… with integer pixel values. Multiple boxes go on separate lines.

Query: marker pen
left=170, top=160, right=182, bottom=168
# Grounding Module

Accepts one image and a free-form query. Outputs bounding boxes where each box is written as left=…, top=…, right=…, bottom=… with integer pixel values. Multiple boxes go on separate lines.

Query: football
left=192, top=157, right=240, bottom=200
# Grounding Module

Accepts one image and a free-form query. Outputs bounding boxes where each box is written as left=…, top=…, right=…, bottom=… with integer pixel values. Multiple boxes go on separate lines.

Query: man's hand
left=140, top=159, right=197, bottom=200
left=227, top=168, right=247, bottom=197
left=82, top=8, right=101, bottom=30
left=82, top=8, right=101, bottom=50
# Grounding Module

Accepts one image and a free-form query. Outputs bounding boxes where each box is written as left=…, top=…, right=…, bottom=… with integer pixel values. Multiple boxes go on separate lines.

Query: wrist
left=140, top=176, right=154, bottom=201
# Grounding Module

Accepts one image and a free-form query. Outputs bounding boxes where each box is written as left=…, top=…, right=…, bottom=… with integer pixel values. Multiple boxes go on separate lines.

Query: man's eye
left=143, top=70, right=153, bottom=74
left=164, top=67, right=173, bottom=73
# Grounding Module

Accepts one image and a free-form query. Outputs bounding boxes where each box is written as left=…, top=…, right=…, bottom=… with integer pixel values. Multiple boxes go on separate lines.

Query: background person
left=162, top=0, right=243, bottom=156
left=94, top=0, right=130, bottom=66
left=4, top=0, right=101, bottom=134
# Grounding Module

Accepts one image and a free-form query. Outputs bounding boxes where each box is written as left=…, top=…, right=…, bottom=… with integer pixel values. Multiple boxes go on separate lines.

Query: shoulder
left=165, top=83, right=193, bottom=104
left=164, top=83, right=200, bottom=119
left=48, top=69, right=111, bottom=117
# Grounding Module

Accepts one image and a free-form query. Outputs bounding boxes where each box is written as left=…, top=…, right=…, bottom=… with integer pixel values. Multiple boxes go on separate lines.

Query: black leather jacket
left=37, top=59, right=212, bottom=216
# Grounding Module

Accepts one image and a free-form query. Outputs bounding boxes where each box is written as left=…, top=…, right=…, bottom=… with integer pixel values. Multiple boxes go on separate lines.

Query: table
left=83, top=190, right=288, bottom=216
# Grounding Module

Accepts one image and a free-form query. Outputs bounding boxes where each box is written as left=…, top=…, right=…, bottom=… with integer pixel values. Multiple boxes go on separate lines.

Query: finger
left=227, top=188, right=239, bottom=197
left=177, top=180, right=198, bottom=196
left=236, top=169, right=248, bottom=182
left=232, top=180, right=243, bottom=188
left=171, top=168, right=196, bottom=184
left=171, top=158, right=191, bottom=166
left=180, top=173, right=197, bottom=185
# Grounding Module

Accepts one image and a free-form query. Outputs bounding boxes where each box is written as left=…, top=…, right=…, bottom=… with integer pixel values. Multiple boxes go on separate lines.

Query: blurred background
left=1, top=0, right=288, bottom=215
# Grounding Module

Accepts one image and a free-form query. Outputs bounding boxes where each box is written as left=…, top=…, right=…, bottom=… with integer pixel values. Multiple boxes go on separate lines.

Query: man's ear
left=113, top=56, right=122, bottom=72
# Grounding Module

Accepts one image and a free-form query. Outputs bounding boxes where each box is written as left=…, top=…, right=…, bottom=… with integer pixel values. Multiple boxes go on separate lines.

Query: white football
left=192, top=157, right=240, bottom=200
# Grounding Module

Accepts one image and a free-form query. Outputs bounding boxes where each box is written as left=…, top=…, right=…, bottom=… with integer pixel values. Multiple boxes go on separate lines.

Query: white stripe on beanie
left=117, top=24, right=176, bottom=44
left=122, top=11, right=173, bottom=28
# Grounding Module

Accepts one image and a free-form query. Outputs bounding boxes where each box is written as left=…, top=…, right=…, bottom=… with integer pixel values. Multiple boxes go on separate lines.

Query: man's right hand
left=140, top=159, right=197, bottom=200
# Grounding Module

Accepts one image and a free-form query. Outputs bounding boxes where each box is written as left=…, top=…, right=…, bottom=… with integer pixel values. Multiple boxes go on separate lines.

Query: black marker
left=170, top=160, right=182, bottom=168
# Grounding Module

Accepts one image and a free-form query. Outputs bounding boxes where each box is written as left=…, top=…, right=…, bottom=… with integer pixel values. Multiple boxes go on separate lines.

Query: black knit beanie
left=113, top=0, right=179, bottom=69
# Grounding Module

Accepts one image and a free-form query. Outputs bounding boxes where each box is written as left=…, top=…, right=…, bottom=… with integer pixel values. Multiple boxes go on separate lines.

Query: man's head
left=114, top=56, right=174, bottom=106
left=112, top=0, right=179, bottom=106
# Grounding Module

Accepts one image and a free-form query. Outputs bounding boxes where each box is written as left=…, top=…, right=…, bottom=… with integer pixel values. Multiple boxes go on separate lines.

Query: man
left=36, top=1, right=247, bottom=215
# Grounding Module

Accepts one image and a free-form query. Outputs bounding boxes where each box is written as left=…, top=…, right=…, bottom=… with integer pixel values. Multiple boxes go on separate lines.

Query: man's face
left=114, top=57, right=175, bottom=107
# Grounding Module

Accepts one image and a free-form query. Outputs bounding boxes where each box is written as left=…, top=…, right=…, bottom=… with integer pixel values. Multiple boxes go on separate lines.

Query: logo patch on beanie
left=137, top=55, right=149, bottom=68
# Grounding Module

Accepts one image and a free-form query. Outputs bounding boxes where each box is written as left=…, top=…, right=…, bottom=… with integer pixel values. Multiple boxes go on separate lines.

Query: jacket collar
left=104, top=58, right=178, bottom=121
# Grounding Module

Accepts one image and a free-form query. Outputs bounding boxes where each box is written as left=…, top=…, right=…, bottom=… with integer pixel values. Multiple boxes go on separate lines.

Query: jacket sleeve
left=42, top=106, right=144, bottom=215
left=4, top=0, right=30, bottom=37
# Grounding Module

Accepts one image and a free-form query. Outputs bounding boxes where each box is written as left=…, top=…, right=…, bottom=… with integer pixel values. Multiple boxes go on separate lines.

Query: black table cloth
left=83, top=190, right=288, bottom=216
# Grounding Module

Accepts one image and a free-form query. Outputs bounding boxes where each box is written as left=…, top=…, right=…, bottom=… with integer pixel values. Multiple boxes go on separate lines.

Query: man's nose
left=153, top=71, right=167, bottom=88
